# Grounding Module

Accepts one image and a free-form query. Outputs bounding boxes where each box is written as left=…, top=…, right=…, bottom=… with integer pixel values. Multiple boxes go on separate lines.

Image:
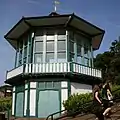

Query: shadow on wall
left=71, top=82, right=92, bottom=94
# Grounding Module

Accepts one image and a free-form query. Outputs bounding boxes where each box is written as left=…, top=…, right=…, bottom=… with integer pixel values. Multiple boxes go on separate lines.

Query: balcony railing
left=6, top=62, right=102, bottom=80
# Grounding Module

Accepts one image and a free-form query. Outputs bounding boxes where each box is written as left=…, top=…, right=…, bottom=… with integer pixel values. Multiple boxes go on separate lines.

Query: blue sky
left=0, top=0, right=120, bottom=85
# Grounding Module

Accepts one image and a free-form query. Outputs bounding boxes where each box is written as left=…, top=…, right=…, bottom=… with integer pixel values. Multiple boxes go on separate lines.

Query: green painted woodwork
left=68, top=80, right=71, bottom=97
left=36, top=81, right=67, bottom=118
left=37, top=90, right=60, bottom=118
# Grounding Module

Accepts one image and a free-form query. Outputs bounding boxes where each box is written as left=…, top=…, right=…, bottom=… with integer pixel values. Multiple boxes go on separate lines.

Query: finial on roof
left=54, top=0, right=60, bottom=12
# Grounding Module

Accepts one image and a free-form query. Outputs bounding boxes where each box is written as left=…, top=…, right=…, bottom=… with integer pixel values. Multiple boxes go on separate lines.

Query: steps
left=9, top=102, right=120, bottom=120
left=10, top=117, right=46, bottom=120
left=54, top=102, right=120, bottom=120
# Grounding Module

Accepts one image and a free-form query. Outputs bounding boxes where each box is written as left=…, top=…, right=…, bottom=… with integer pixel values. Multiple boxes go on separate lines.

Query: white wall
left=29, top=82, right=36, bottom=116
left=71, top=82, right=92, bottom=95
left=61, top=82, right=68, bottom=110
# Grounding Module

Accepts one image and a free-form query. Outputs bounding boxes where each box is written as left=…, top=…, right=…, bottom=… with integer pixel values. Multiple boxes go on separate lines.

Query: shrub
left=112, top=85, right=120, bottom=99
left=63, top=85, right=120, bottom=114
left=63, top=93, right=92, bottom=114
left=0, top=97, right=12, bottom=112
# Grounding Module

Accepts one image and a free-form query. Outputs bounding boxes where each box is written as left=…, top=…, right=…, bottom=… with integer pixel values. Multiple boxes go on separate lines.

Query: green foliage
left=112, top=85, right=120, bottom=98
left=63, top=93, right=92, bottom=114
left=63, top=85, right=120, bottom=115
left=94, top=37, right=120, bottom=84
left=0, top=97, right=12, bottom=112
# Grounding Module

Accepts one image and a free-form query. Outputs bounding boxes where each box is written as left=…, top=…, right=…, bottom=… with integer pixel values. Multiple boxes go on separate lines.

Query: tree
left=94, top=37, right=120, bottom=84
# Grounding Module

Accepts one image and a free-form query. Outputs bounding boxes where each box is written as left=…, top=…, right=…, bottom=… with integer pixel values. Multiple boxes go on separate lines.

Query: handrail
left=46, top=88, right=120, bottom=120
left=46, top=109, right=66, bottom=120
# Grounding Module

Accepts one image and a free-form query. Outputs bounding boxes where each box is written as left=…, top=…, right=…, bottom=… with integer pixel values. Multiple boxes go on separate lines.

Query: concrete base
left=10, top=117, right=46, bottom=120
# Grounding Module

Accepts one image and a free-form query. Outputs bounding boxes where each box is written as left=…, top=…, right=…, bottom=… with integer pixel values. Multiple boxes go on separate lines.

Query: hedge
left=0, top=97, right=12, bottom=112
left=63, top=85, right=120, bottom=114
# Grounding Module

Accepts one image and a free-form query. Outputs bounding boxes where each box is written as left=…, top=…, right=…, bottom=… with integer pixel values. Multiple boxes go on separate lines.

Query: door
left=37, top=90, right=60, bottom=118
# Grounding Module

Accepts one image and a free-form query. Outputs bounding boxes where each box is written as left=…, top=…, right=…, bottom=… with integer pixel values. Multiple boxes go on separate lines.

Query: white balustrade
left=72, top=63, right=102, bottom=78
left=6, top=62, right=102, bottom=80
left=7, top=65, right=24, bottom=79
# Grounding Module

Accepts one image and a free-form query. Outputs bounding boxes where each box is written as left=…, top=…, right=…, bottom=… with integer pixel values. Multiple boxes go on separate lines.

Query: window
left=38, top=82, right=61, bottom=89
left=84, top=58, right=89, bottom=66
left=53, top=82, right=60, bottom=88
left=38, top=82, right=45, bottom=89
left=70, top=41, right=74, bottom=53
left=84, top=46, right=89, bottom=58
left=70, top=53, right=75, bottom=62
left=35, top=41, right=43, bottom=52
left=46, top=41, right=54, bottom=52
left=19, top=49, right=22, bottom=60
left=57, top=52, right=66, bottom=62
left=34, top=53, right=43, bottom=63
left=57, top=41, right=66, bottom=51
left=24, top=46, right=27, bottom=57
left=17, top=34, right=32, bottom=66
left=46, top=82, right=53, bottom=88
left=77, top=45, right=81, bottom=56
left=46, top=53, right=54, bottom=63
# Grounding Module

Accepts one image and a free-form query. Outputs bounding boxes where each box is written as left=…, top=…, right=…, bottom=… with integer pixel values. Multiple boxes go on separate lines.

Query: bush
left=63, top=93, right=92, bottom=114
left=112, top=85, right=120, bottom=99
left=63, top=85, right=120, bottom=114
left=0, top=97, right=12, bottom=112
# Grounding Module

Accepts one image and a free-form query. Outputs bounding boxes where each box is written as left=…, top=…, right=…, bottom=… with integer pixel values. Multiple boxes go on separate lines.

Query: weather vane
left=54, top=0, right=60, bottom=12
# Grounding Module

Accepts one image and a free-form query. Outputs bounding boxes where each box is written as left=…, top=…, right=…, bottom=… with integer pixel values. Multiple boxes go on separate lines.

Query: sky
left=0, top=0, right=120, bottom=85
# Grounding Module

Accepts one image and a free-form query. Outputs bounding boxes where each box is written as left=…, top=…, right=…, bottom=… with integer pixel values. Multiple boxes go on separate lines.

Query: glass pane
left=24, top=46, right=27, bottom=57
left=28, top=56, right=31, bottom=63
left=38, top=82, right=45, bottom=89
left=34, top=53, right=43, bottom=63
left=84, top=46, right=89, bottom=58
left=54, top=82, right=60, bottom=88
left=15, top=92, right=24, bottom=117
left=70, top=53, right=75, bottom=62
left=46, top=53, right=54, bottom=63
left=19, top=49, right=22, bottom=60
left=84, top=58, right=89, bottom=66
left=46, top=41, right=54, bottom=52
left=77, top=56, right=82, bottom=64
left=16, top=85, right=24, bottom=92
left=29, top=44, right=31, bottom=55
left=35, top=41, right=43, bottom=52
left=57, top=52, right=66, bottom=62
left=70, top=41, right=74, bottom=52
left=57, top=41, right=66, bottom=51
left=77, top=45, right=81, bottom=55
left=46, top=82, right=53, bottom=88
left=23, top=57, right=27, bottom=64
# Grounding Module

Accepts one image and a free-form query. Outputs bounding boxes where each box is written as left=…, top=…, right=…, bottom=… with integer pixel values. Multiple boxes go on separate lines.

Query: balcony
left=6, top=62, right=102, bottom=80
